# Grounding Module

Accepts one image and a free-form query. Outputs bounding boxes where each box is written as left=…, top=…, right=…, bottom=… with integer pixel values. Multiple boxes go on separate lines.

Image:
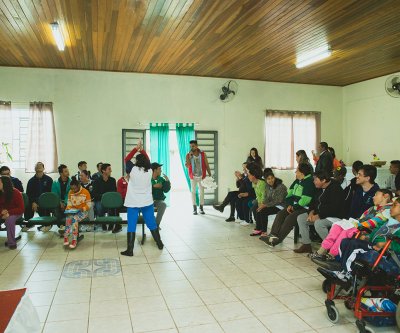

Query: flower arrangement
left=371, top=153, right=386, bottom=167
left=372, top=153, right=380, bottom=161
left=201, top=176, right=218, bottom=190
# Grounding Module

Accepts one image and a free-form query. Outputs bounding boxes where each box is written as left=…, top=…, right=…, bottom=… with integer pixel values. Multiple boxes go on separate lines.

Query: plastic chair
left=95, top=192, right=123, bottom=224
left=27, top=192, right=59, bottom=226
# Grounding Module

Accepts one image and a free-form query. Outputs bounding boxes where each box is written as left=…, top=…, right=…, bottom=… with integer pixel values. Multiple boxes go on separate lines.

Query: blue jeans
left=127, top=205, right=157, bottom=232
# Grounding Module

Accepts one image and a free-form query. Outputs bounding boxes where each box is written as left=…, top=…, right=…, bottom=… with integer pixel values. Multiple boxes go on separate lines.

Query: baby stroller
left=316, top=224, right=400, bottom=333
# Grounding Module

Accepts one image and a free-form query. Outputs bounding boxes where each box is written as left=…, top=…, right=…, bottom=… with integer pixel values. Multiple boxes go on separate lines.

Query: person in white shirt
left=121, top=141, right=164, bottom=257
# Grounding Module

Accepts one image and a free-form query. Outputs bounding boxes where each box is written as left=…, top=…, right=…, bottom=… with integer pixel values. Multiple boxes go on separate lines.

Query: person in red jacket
left=0, top=176, right=24, bottom=249
left=185, top=140, right=211, bottom=215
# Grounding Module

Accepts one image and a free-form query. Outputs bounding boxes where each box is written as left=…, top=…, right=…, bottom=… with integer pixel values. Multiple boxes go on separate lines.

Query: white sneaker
left=240, top=221, right=250, bottom=226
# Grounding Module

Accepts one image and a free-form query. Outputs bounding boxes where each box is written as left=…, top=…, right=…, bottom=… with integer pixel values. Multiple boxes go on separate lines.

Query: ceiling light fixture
left=50, top=22, right=65, bottom=51
left=296, top=46, right=331, bottom=69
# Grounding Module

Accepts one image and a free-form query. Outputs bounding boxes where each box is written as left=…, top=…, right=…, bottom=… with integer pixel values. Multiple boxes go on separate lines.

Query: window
left=0, top=105, right=29, bottom=169
left=265, top=111, right=320, bottom=169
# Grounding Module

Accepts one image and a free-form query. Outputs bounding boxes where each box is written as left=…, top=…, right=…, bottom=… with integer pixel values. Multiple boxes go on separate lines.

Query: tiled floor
left=0, top=194, right=398, bottom=333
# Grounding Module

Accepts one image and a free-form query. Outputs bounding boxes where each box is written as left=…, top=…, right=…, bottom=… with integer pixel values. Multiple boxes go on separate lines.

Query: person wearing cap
left=151, top=163, right=171, bottom=227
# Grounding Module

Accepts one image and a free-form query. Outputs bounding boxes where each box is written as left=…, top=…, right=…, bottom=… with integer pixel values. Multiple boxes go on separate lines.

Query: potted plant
left=0, top=142, right=12, bottom=164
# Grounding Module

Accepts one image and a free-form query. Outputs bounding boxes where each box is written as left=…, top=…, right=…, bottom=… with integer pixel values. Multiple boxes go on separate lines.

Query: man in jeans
left=185, top=140, right=211, bottom=215
left=151, top=163, right=171, bottom=227
left=294, top=170, right=345, bottom=253
left=92, top=163, right=118, bottom=233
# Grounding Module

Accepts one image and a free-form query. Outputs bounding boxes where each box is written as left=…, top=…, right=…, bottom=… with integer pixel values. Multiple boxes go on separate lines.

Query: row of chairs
left=15, top=192, right=148, bottom=244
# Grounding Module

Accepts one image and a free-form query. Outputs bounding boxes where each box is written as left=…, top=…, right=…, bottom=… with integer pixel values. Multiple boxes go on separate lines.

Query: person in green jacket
left=151, top=163, right=171, bottom=226
left=264, top=162, right=315, bottom=247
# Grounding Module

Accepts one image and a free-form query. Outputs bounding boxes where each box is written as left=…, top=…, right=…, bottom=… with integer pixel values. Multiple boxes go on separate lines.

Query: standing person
left=151, top=163, right=171, bottom=227
left=328, top=147, right=342, bottom=169
left=246, top=148, right=263, bottom=169
left=92, top=163, right=118, bottom=232
left=213, top=163, right=247, bottom=222
left=75, top=161, right=91, bottom=180
left=313, top=142, right=333, bottom=176
left=0, top=176, right=24, bottom=249
left=117, top=172, right=129, bottom=202
left=91, top=162, right=103, bottom=181
left=25, top=162, right=53, bottom=231
left=264, top=163, right=315, bottom=247
left=121, top=141, right=163, bottom=257
left=349, top=165, right=379, bottom=219
left=252, top=172, right=287, bottom=237
left=294, top=170, right=345, bottom=253
left=63, top=178, right=91, bottom=249
left=0, top=166, right=23, bottom=192
left=51, top=164, right=71, bottom=233
left=79, top=170, right=95, bottom=230
left=185, top=140, right=211, bottom=215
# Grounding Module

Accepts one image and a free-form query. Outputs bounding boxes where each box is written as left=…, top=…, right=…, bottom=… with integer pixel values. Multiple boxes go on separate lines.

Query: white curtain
left=265, top=111, right=318, bottom=169
left=0, top=101, right=13, bottom=163
left=26, top=102, right=58, bottom=172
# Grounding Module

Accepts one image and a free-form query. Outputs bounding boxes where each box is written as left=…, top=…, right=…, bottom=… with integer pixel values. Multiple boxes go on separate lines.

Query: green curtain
left=150, top=123, right=170, bottom=205
left=176, top=123, right=198, bottom=205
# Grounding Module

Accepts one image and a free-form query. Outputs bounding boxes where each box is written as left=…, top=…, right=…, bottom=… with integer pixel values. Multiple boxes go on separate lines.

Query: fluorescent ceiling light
left=50, top=22, right=65, bottom=51
left=296, top=46, right=331, bottom=68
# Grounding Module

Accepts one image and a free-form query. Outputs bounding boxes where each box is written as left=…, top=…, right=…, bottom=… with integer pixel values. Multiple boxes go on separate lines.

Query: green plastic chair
left=95, top=192, right=123, bottom=224
left=28, top=192, right=59, bottom=226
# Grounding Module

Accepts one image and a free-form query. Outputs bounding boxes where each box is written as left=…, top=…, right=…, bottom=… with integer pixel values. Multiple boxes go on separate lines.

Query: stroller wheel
left=355, top=319, right=374, bottom=333
left=326, top=304, right=339, bottom=324
left=322, top=279, right=331, bottom=293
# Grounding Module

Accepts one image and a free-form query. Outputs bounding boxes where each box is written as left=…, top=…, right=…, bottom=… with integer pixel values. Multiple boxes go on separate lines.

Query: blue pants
left=127, top=205, right=157, bottom=232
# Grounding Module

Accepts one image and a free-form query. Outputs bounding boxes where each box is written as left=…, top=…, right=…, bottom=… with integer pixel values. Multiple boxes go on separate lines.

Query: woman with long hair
left=296, top=150, right=313, bottom=171
left=246, top=147, right=263, bottom=169
left=121, top=140, right=163, bottom=256
left=0, top=176, right=24, bottom=249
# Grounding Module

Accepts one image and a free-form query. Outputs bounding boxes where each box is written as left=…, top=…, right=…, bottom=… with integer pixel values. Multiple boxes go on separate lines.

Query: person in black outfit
left=213, top=163, right=248, bottom=222
left=314, top=142, right=333, bottom=176
left=75, top=161, right=92, bottom=181
left=343, top=160, right=363, bottom=218
left=236, top=163, right=256, bottom=223
left=92, top=163, right=119, bottom=233
left=246, top=148, right=263, bottom=169
left=0, top=166, right=24, bottom=192
left=25, top=162, right=53, bottom=227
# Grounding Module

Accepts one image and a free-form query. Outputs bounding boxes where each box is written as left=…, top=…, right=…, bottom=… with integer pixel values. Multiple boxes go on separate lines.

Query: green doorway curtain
left=150, top=123, right=170, bottom=205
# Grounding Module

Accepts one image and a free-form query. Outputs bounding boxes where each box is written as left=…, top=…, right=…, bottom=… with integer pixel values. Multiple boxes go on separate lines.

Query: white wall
left=343, top=72, right=400, bottom=165
left=0, top=67, right=343, bottom=199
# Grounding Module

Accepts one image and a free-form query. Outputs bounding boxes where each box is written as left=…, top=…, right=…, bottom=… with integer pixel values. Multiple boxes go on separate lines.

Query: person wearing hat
left=151, top=162, right=171, bottom=227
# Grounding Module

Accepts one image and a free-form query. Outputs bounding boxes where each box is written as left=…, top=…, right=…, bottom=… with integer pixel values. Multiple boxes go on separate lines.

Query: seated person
left=247, top=163, right=266, bottom=229
left=63, top=178, right=91, bottom=249
left=327, top=197, right=400, bottom=283
left=386, top=160, right=400, bottom=196
left=75, top=161, right=91, bottom=180
left=91, top=162, right=103, bottom=181
left=151, top=163, right=171, bottom=227
left=79, top=170, right=95, bottom=230
left=0, top=176, right=24, bottom=250
left=333, top=166, right=348, bottom=189
left=213, top=163, right=248, bottom=222
left=251, top=171, right=287, bottom=237
left=250, top=168, right=273, bottom=222
left=51, top=164, right=71, bottom=233
left=311, top=189, right=392, bottom=260
left=349, top=164, right=379, bottom=219
left=295, top=170, right=345, bottom=253
left=235, top=162, right=256, bottom=225
left=92, top=163, right=118, bottom=232
left=25, top=162, right=53, bottom=231
left=264, top=163, right=315, bottom=247
left=343, top=160, right=363, bottom=218
left=0, top=166, right=23, bottom=192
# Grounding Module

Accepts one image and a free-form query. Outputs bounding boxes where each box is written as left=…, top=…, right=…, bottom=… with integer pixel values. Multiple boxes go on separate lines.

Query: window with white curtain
left=265, top=111, right=320, bottom=169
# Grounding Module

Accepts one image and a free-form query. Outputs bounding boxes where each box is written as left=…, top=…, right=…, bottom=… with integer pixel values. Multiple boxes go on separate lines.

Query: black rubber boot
left=121, top=232, right=135, bottom=256
left=150, top=228, right=164, bottom=250
left=199, top=205, right=205, bottom=215
left=193, top=205, right=198, bottom=215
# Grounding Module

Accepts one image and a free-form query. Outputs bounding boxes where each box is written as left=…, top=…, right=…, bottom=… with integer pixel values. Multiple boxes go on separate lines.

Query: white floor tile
left=43, top=319, right=88, bottom=333
left=170, top=305, right=216, bottom=327
left=88, top=314, right=132, bottom=333
left=207, top=301, right=254, bottom=322
left=131, top=309, right=176, bottom=332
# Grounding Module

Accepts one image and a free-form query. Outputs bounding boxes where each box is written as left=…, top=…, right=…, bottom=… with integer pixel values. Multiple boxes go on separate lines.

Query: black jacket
left=26, top=174, right=53, bottom=204
left=238, top=176, right=256, bottom=199
left=315, top=150, right=333, bottom=175
left=92, top=176, right=117, bottom=202
left=349, top=183, right=379, bottom=219
left=309, top=180, right=345, bottom=219
left=11, top=176, right=24, bottom=192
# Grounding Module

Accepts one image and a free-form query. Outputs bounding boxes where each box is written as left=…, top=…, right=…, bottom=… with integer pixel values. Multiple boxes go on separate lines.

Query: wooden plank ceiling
left=0, top=0, right=399, bottom=86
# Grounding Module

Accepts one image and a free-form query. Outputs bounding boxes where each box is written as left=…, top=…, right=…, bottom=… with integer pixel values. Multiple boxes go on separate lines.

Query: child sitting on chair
left=64, top=178, right=91, bottom=249
left=311, top=189, right=393, bottom=261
